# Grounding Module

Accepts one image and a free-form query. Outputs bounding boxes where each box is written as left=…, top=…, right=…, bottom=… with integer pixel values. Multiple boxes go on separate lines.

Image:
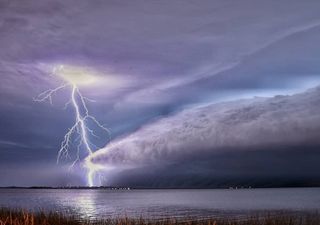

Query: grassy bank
left=0, top=208, right=319, bottom=225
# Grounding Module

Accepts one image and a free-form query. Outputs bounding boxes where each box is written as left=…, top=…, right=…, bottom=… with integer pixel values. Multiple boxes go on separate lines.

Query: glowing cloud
left=55, top=65, right=100, bottom=86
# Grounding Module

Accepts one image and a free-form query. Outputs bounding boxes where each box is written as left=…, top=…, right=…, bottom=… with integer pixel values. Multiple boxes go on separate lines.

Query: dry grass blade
left=0, top=209, right=319, bottom=225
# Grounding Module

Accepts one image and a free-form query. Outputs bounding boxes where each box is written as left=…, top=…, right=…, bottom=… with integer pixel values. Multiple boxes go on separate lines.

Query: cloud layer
left=90, top=87, right=320, bottom=187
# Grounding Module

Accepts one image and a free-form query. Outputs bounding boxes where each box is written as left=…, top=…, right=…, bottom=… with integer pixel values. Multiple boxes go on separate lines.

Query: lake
left=0, top=188, right=319, bottom=220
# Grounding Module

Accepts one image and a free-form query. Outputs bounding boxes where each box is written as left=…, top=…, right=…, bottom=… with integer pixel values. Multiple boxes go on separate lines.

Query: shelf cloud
left=90, top=87, right=320, bottom=187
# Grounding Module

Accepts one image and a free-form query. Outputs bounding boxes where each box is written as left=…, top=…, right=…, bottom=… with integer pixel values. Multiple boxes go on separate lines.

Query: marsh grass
left=0, top=208, right=319, bottom=225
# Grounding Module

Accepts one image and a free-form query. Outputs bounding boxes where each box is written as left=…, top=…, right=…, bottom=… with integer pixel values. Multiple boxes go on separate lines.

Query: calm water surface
left=0, top=188, right=319, bottom=219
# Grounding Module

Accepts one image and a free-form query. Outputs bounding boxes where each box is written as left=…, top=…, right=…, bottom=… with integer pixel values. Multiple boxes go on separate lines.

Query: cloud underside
left=90, top=87, right=320, bottom=187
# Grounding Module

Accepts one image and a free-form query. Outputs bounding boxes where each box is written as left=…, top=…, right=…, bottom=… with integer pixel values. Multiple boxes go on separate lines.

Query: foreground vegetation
left=0, top=208, right=319, bottom=225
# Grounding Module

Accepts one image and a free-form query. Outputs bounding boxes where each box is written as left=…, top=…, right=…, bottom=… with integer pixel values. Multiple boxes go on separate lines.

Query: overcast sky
left=0, top=0, right=320, bottom=187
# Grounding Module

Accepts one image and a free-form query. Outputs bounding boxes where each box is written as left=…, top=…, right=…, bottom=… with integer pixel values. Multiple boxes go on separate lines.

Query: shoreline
left=1, top=186, right=320, bottom=190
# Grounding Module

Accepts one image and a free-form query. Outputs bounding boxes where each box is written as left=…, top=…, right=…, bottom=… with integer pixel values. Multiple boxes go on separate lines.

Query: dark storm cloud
left=1, top=0, right=320, bottom=186
left=103, top=149, right=320, bottom=188
left=90, top=87, right=320, bottom=187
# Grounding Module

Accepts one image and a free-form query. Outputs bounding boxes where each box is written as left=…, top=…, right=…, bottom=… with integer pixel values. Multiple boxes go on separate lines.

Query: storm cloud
left=1, top=0, right=320, bottom=186
left=90, top=87, right=320, bottom=187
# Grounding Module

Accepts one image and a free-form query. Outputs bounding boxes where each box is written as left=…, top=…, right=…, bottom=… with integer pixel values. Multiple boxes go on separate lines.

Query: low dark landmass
left=0, top=186, right=131, bottom=190
left=0, top=208, right=319, bottom=225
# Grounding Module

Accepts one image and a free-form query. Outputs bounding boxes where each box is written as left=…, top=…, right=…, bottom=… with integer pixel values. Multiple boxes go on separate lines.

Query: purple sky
left=1, top=0, right=320, bottom=187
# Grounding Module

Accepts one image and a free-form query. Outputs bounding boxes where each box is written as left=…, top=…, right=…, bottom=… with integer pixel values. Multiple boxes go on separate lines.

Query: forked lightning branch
left=34, top=65, right=109, bottom=187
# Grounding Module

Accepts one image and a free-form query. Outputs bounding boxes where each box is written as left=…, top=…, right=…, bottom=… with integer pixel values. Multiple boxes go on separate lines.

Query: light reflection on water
left=0, top=188, right=319, bottom=220
left=70, top=191, right=98, bottom=219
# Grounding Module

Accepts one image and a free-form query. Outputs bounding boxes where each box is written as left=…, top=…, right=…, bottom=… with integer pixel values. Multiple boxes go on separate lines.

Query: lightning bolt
left=34, top=66, right=110, bottom=187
